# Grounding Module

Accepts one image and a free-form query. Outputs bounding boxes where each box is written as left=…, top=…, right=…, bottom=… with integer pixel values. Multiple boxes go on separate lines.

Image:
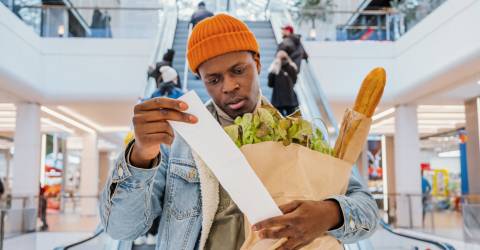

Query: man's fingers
left=277, top=238, right=305, bottom=250
left=253, top=214, right=295, bottom=231
left=137, top=122, right=173, bottom=136
left=133, top=110, right=197, bottom=124
left=279, top=200, right=303, bottom=214
left=135, top=97, right=188, bottom=112
left=258, top=226, right=294, bottom=239
left=139, top=132, right=174, bottom=145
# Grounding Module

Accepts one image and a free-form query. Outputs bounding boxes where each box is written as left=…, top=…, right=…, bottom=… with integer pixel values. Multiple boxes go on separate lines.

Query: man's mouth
left=227, top=99, right=246, bottom=110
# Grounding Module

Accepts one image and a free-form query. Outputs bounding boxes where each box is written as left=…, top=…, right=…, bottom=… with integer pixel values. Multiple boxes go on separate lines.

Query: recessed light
left=477, top=80, right=480, bottom=85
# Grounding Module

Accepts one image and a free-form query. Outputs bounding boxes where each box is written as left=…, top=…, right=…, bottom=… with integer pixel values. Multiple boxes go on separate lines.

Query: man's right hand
left=130, top=97, right=198, bottom=168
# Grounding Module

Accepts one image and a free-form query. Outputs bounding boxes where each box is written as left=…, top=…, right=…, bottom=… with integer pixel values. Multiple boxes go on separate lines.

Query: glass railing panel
left=2, top=2, right=164, bottom=38
left=283, top=0, right=447, bottom=41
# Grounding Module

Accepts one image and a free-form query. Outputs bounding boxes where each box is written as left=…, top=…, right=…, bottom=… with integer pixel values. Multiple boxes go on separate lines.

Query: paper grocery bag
left=240, top=110, right=371, bottom=250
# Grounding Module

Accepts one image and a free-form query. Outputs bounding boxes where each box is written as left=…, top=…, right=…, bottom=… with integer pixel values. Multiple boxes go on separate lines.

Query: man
left=190, top=2, right=214, bottom=27
left=100, top=14, right=378, bottom=250
left=278, top=25, right=309, bottom=72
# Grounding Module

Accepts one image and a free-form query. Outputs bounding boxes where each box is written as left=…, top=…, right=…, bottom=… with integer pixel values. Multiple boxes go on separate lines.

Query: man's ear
left=252, top=52, right=261, bottom=74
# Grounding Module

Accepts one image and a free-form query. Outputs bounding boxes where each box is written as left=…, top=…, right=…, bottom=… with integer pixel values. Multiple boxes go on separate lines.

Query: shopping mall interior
left=0, top=0, right=479, bottom=249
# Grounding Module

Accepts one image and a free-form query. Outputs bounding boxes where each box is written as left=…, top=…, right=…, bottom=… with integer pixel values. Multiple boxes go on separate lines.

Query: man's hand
left=131, top=97, right=198, bottom=168
left=252, top=200, right=343, bottom=250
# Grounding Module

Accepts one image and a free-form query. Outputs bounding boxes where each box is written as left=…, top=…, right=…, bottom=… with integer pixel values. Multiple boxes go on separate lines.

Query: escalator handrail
left=182, top=23, right=193, bottom=92
left=53, top=228, right=104, bottom=250
left=379, top=220, right=456, bottom=250
left=269, top=10, right=339, bottom=139
left=143, top=0, right=178, bottom=99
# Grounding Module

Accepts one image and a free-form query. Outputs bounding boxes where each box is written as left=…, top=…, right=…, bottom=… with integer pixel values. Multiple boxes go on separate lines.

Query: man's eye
left=208, top=77, right=219, bottom=84
left=233, top=67, right=245, bottom=75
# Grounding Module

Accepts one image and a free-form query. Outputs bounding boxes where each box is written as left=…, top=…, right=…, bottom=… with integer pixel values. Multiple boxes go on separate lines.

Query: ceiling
left=370, top=105, right=466, bottom=136
left=0, top=101, right=130, bottom=151
left=53, top=101, right=136, bottom=128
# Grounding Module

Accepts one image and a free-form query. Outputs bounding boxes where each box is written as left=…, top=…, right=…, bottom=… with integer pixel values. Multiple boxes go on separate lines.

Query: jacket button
left=188, top=170, right=195, bottom=180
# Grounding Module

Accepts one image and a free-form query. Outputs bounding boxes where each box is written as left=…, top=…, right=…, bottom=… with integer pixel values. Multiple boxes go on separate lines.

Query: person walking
left=150, top=66, right=183, bottom=99
left=278, top=25, right=309, bottom=72
left=148, top=49, right=182, bottom=89
left=38, top=185, right=48, bottom=231
left=268, top=50, right=299, bottom=116
left=190, top=1, right=214, bottom=27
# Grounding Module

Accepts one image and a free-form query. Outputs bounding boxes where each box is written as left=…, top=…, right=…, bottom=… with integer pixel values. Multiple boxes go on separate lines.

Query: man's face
left=197, top=51, right=260, bottom=118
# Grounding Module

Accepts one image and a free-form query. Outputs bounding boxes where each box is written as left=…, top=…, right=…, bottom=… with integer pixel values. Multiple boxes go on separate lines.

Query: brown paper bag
left=240, top=109, right=371, bottom=250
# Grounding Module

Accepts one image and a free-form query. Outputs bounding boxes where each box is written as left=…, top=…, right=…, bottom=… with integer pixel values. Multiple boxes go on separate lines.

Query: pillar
left=464, top=97, right=480, bottom=195
left=79, top=133, right=99, bottom=216
left=11, top=103, right=41, bottom=209
left=382, top=135, right=396, bottom=223
left=393, top=105, right=423, bottom=228
left=464, top=97, right=480, bottom=242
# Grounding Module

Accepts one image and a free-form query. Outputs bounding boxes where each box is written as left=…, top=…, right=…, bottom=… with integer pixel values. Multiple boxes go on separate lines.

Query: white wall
left=420, top=150, right=461, bottom=174
left=0, top=4, right=155, bottom=103
left=304, top=0, right=480, bottom=108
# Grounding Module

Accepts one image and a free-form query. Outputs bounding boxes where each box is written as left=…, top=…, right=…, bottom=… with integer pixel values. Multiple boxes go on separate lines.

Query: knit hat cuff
left=187, top=30, right=259, bottom=73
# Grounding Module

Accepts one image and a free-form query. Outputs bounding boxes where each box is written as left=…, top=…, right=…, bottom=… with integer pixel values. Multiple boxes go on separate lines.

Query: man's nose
left=222, top=75, right=239, bottom=94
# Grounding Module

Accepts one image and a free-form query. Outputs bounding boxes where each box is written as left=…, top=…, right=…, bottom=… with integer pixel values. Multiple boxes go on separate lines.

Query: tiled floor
left=44, top=210, right=99, bottom=232
left=4, top=232, right=92, bottom=250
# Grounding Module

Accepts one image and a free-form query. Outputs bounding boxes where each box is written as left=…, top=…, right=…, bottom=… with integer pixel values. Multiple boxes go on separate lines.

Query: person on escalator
left=190, top=1, right=214, bottom=27
left=100, top=14, right=378, bottom=250
left=278, top=25, right=309, bottom=73
left=150, top=66, right=183, bottom=99
left=267, top=50, right=299, bottom=116
left=147, top=49, right=182, bottom=89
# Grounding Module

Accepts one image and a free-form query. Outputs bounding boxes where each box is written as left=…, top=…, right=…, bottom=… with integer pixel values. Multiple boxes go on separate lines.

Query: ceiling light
left=417, top=119, right=465, bottom=125
left=371, top=117, right=394, bottom=128
left=418, top=105, right=464, bottom=113
left=477, top=80, right=480, bottom=85
left=438, top=150, right=460, bottom=158
left=0, top=118, right=16, bottom=123
left=0, top=104, right=15, bottom=112
left=0, top=111, right=16, bottom=117
left=418, top=113, right=465, bottom=119
left=41, top=118, right=74, bottom=134
left=57, top=106, right=130, bottom=133
left=372, top=108, right=395, bottom=121
left=41, top=106, right=95, bottom=134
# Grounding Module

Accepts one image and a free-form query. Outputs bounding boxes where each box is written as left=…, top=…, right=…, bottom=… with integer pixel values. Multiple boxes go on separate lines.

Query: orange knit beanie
left=187, top=14, right=260, bottom=73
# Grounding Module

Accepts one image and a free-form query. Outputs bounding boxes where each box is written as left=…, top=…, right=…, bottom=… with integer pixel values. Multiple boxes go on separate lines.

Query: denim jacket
left=99, top=106, right=379, bottom=250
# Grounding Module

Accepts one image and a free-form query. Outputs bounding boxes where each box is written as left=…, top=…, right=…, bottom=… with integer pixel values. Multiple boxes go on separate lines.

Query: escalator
left=54, top=2, right=459, bottom=250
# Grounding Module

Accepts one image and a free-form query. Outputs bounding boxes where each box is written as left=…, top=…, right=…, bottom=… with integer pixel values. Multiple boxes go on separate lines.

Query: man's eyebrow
left=204, top=72, right=221, bottom=78
left=229, top=62, right=247, bottom=70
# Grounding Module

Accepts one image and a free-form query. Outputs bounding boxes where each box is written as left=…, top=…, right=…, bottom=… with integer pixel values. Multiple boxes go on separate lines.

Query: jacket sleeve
left=283, top=61, right=298, bottom=84
left=267, top=72, right=275, bottom=88
left=326, top=171, right=379, bottom=243
left=99, top=140, right=169, bottom=240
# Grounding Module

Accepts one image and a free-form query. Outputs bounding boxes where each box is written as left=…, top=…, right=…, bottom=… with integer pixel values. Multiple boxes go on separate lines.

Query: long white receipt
left=169, top=91, right=282, bottom=224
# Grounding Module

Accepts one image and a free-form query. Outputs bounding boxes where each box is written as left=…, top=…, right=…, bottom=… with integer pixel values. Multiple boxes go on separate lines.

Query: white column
left=11, top=103, right=41, bottom=209
left=393, top=105, right=423, bottom=228
left=79, top=133, right=99, bottom=216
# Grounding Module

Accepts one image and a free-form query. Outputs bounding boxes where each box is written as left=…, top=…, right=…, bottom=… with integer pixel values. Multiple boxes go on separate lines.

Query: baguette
left=353, top=67, right=386, bottom=117
left=334, top=67, right=386, bottom=158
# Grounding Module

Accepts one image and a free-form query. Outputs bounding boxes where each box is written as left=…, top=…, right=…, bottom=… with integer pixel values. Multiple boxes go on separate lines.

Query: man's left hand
left=252, top=200, right=343, bottom=250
